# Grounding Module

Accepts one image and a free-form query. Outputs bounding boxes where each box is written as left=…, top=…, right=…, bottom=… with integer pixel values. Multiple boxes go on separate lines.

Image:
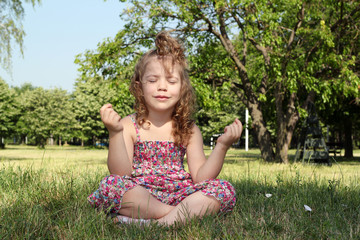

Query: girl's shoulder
left=120, top=113, right=136, bottom=124
left=190, top=123, right=201, bottom=135
left=186, top=123, right=203, bottom=146
left=120, top=114, right=137, bottom=143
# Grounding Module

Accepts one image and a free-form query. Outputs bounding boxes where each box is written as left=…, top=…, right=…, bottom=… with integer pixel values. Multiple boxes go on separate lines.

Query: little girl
left=88, top=32, right=243, bottom=225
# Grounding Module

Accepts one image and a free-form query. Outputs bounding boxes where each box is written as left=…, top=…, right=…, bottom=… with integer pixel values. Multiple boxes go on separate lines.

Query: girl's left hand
left=217, top=119, right=243, bottom=149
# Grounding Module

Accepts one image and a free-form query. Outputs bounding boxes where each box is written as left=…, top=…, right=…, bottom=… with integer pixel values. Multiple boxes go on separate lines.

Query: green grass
left=1, top=145, right=360, bottom=239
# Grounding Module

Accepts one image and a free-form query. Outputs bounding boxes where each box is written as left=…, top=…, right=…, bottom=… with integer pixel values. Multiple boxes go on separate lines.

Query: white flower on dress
left=108, top=192, right=115, bottom=199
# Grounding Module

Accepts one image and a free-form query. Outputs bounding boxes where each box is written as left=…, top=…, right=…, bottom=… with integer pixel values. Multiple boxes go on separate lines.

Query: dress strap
left=128, top=113, right=141, bottom=142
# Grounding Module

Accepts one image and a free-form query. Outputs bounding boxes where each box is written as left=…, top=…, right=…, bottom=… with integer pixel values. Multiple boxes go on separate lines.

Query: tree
left=0, top=78, right=18, bottom=148
left=71, top=76, right=133, bottom=146
left=0, top=0, right=40, bottom=72
left=73, top=34, right=140, bottom=146
left=18, top=87, right=75, bottom=148
left=315, top=1, right=360, bottom=158
left=189, top=40, right=246, bottom=141
left=12, top=83, right=36, bottom=144
left=110, top=0, right=360, bottom=163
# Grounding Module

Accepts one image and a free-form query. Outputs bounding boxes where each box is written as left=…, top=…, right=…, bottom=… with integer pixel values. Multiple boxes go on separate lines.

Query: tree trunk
left=49, top=134, right=54, bottom=146
left=248, top=101, right=275, bottom=162
left=0, top=136, right=4, bottom=149
left=92, top=135, right=96, bottom=146
left=215, top=27, right=275, bottom=162
left=344, top=116, right=353, bottom=158
left=275, top=120, right=297, bottom=164
left=276, top=125, right=289, bottom=164
left=275, top=91, right=299, bottom=163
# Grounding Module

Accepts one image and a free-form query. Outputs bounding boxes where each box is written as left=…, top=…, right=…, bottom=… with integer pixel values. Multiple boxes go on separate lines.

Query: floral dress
left=88, top=114, right=236, bottom=214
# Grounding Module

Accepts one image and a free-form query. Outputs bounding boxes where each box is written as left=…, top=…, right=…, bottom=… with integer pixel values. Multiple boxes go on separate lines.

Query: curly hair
left=129, top=31, right=196, bottom=146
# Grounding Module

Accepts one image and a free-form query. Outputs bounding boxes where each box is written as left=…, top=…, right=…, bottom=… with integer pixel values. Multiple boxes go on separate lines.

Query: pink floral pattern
left=88, top=114, right=236, bottom=214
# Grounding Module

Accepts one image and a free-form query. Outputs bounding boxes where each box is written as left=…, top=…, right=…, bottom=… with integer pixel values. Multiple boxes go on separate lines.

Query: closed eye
left=146, top=78, right=158, bottom=83
left=167, top=77, right=179, bottom=84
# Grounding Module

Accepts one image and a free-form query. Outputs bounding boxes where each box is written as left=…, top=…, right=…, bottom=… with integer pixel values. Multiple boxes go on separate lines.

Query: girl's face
left=141, top=57, right=182, bottom=115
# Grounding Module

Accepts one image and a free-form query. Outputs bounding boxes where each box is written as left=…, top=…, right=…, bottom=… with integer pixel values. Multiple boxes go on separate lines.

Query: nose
left=157, top=78, right=167, bottom=91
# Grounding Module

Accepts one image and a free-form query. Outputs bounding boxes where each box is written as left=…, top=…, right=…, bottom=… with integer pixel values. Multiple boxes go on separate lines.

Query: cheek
left=174, top=82, right=182, bottom=94
left=141, top=84, right=153, bottom=95
left=171, top=86, right=181, bottom=99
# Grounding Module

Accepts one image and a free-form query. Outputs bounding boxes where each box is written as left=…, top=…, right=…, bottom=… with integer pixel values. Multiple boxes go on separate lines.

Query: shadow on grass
left=288, top=154, right=360, bottom=166
left=225, top=158, right=259, bottom=164
left=0, top=156, right=41, bottom=161
left=330, top=156, right=360, bottom=163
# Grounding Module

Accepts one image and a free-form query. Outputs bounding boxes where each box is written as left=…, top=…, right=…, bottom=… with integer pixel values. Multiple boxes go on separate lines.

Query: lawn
left=1, top=145, right=360, bottom=239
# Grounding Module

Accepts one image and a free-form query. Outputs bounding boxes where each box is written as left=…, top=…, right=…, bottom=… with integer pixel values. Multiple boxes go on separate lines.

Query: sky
left=0, top=0, right=127, bottom=93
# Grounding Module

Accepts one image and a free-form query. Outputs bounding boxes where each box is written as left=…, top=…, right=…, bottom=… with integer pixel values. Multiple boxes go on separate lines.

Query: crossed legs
left=118, top=186, right=221, bottom=225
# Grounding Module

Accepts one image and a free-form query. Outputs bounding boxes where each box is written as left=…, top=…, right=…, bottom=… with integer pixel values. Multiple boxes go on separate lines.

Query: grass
left=1, top=145, right=360, bottom=239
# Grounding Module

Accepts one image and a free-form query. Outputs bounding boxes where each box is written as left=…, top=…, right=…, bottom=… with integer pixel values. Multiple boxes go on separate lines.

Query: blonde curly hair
left=129, top=31, right=196, bottom=146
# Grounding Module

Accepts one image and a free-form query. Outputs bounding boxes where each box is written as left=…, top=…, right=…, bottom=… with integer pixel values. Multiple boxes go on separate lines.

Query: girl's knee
left=207, top=179, right=236, bottom=197
left=122, top=186, right=175, bottom=219
left=202, top=179, right=236, bottom=212
left=183, top=192, right=221, bottom=214
left=100, top=174, right=123, bottom=186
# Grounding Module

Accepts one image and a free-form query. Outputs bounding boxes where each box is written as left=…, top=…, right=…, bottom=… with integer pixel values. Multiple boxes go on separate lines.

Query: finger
left=100, top=103, right=112, bottom=113
left=111, top=111, right=121, bottom=123
left=231, top=121, right=240, bottom=136
left=230, top=124, right=238, bottom=138
left=233, top=119, right=243, bottom=135
left=224, top=124, right=234, bottom=138
left=229, top=123, right=240, bottom=140
left=234, top=118, right=242, bottom=129
left=223, top=126, right=229, bottom=134
left=102, top=108, right=113, bottom=122
left=100, top=104, right=112, bottom=118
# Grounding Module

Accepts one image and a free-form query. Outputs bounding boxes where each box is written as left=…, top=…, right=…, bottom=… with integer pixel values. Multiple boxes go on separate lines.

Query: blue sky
left=0, top=0, right=127, bottom=92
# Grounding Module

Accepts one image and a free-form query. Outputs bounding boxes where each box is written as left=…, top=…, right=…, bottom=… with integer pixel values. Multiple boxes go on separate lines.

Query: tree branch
left=214, top=7, right=247, bottom=74
left=248, top=37, right=270, bottom=66
left=231, top=12, right=247, bottom=65
left=330, top=3, right=360, bottom=32
left=287, top=3, right=305, bottom=50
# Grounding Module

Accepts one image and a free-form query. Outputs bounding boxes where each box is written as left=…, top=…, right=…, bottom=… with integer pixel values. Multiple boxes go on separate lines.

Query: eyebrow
left=144, top=74, right=160, bottom=78
left=144, top=74, right=178, bottom=79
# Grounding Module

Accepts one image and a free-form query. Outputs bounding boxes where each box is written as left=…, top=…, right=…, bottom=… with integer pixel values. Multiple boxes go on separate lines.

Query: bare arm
left=186, top=119, right=243, bottom=183
left=100, top=104, right=134, bottom=176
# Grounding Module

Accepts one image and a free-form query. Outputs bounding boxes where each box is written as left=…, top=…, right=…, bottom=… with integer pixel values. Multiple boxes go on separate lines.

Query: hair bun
left=155, top=31, right=185, bottom=63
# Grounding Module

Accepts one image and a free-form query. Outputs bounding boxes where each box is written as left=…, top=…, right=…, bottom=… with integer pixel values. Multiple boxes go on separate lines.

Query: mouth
left=154, top=96, right=170, bottom=100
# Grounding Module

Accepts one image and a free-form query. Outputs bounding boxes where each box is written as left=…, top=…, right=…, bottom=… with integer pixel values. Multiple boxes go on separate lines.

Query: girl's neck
left=147, top=111, right=173, bottom=127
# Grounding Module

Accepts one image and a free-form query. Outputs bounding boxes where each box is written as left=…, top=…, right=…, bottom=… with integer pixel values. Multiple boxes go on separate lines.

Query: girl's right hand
left=100, top=104, right=123, bottom=133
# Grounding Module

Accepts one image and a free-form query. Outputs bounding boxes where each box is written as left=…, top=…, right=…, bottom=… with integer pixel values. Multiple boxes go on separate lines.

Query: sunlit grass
left=1, top=145, right=360, bottom=239
left=0, top=145, right=108, bottom=172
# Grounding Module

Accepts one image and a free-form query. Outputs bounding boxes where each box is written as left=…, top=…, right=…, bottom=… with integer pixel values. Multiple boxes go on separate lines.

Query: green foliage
left=74, top=29, right=136, bottom=118
left=110, top=0, right=360, bottom=162
left=71, top=77, right=122, bottom=145
left=189, top=40, right=245, bottom=140
left=0, top=0, right=41, bottom=72
left=73, top=30, right=138, bottom=146
left=17, top=87, right=75, bottom=148
left=0, top=79, right=18, bottom=145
